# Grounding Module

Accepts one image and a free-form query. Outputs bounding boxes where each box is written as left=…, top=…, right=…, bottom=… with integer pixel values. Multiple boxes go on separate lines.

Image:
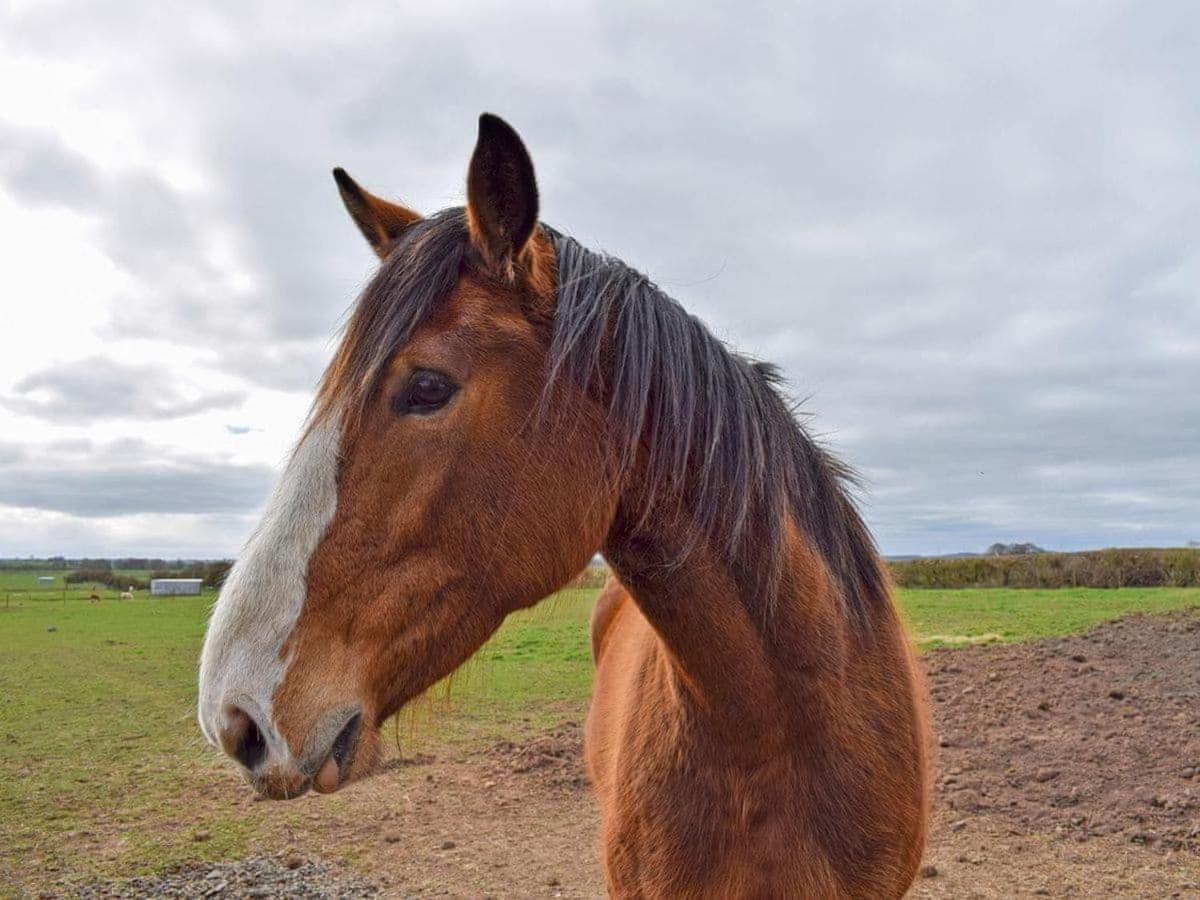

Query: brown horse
left=198, top=114, right=930, bottom=897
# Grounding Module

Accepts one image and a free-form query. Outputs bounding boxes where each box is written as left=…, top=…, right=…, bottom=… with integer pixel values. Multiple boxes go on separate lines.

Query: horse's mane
left=317, top=208, right=889, bottom=628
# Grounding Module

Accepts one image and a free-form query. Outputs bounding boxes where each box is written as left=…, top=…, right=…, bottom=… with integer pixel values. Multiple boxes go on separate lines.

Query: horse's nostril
left=331, top=712, right=362, bottom=769
left=220, top=705, right=268, bottom=772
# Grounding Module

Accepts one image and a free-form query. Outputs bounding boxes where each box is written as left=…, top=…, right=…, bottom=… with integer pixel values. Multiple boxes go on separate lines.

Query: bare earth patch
left=913, top=608, right=1199, bottom=898
left=67, top=610, right=1199, bottom=898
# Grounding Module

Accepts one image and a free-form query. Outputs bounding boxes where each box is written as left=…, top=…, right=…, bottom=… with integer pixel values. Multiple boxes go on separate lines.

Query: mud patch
left=927, top=610, right=1199, bottom=853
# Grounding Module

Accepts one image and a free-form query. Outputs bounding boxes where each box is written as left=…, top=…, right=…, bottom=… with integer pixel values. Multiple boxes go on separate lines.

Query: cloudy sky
left=1, top=1, right=1197, bottom=559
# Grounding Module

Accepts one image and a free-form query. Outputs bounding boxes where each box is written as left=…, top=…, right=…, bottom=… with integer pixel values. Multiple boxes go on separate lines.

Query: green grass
left=0, top=568, right=75, bottom=591
left=0, top=582, right=1196, bottom=889
left=0, top=591, right=242, bottom=886
left=411, top=589, right=597, bottom=742
left=901, top=587, right=1200, bottom=648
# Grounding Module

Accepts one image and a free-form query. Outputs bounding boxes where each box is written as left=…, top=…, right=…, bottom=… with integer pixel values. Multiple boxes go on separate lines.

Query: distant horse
left=199, top=115, right=930, bottom=896
left=88, top=593, right=100, bottom=603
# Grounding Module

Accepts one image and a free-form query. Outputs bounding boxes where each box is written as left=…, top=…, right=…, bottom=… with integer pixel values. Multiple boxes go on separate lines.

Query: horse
left=198, top=114, right=930, bottom=897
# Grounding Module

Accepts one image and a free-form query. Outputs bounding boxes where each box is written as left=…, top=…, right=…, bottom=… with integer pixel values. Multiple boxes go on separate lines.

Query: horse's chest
left=604, top=746, right=807, bottom=895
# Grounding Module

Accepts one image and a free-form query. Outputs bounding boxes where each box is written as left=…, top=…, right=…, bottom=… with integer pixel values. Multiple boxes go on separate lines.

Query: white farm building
left=150, top=578, right=203, bottom=596
left=37, top=576, right=55, bottom=586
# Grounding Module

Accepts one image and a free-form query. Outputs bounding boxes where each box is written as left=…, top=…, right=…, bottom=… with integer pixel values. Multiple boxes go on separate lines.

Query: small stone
left=192, top=830, right=211, bottom=842
left=919, top=864, right=938, bottom=878
left=384, top=833, right=402, bottom=844
left=546, top=876, right=561, bottom=886
left=1034, top=768, right=1060, bottom=783
left=1108, top=689, right=1125, bottom=700
left=950, top=819, right=968, bottom=832
left=284, top=855, right=305, bottom=869
left=952, top=790, right=983, bottom=811
left=440, top=840, right=456, bottom=850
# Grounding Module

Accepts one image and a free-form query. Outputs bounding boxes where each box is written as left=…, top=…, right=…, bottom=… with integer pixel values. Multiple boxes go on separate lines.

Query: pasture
left=0, top=570, right=155, bottom=601
left=1, top=584, right=1198, bottom=895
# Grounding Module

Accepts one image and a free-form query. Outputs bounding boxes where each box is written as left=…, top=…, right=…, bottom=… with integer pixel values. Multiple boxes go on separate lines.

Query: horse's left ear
left=333, top=168, right=422, bottom=259
left=466, top=113, right=539, bottom=279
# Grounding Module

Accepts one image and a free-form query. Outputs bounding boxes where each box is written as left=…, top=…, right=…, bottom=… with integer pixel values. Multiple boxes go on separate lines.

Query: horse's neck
left=604, top=517, right=851, bottom=746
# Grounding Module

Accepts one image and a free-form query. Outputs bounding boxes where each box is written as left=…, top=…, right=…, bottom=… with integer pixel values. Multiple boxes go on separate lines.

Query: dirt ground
left=74, top=610, right=1200, bottom=898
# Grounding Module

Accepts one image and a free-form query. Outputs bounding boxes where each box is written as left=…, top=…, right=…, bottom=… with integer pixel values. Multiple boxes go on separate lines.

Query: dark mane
left=318, top=209, right=889, bottom=627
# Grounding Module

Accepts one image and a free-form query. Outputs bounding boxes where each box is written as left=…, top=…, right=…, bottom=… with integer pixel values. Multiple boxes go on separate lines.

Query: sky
left=0, top=1, right=1197, bottom=559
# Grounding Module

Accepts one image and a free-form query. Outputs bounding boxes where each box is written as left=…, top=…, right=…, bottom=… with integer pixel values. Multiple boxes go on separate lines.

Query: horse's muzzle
left=214, top=703, right=365, bottom=800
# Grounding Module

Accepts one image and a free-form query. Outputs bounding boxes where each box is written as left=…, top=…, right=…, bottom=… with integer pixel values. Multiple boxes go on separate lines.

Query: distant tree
left=986, top=542, right=1046, bottom=556
left=891, top=547, right=1200, bottom=589
left=202, top=561, right=234, bottom=589
left=67, top=569, right=149, bottom=590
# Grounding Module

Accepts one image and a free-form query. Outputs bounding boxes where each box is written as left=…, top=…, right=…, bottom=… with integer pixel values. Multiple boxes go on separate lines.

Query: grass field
left=1, top=583, right=1197, bottom=889
left=0, top=568, right=156, bottom=596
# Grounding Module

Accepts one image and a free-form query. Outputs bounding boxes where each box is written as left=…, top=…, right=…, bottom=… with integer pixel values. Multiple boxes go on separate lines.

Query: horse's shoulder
left=589, top=575, right=632, bottom=663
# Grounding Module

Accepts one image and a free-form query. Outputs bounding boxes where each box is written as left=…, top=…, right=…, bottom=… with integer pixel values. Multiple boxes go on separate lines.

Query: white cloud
left=5, top=356, right=245, bottom=423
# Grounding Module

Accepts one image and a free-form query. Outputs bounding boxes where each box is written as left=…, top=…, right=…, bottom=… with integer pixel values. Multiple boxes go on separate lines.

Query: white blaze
left=197, top=418, right=341, bottom=760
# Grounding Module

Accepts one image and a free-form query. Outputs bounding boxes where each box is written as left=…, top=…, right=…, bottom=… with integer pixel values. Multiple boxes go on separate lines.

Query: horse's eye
left=396, top=370, right=457, bottom=415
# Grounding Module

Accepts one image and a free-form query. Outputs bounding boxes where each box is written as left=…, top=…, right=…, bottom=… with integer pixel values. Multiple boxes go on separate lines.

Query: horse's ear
left=333, top=168, right=421, bottom=259
left=466, top=113, right=539, bottom=279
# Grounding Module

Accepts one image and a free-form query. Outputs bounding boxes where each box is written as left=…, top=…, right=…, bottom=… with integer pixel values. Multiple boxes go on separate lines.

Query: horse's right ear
left=333, top=168, right=422, bottom=259
left=466, top=114, right=539, bottom=280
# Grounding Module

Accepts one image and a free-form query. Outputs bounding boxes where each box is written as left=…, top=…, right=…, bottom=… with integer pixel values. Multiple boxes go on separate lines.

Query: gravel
left=64, top=856, right=378, bottom=898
